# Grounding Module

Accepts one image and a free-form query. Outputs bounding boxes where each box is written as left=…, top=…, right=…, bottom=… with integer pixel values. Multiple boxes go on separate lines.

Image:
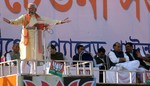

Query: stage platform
left=0, top=60, right=96, bottom=86
left=96, top=83, right=149, bottom=86
left=0, top=60, right=150, bottom=86
left=0, top=74, right=95, bottom=86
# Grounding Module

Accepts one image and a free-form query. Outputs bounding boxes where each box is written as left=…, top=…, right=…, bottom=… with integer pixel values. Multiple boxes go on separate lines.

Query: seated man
left=106, top=42, right=140, bottom=83
left=125, top=42, right=150, bottom=82
left=48, top=44, right=64, bottom=60
left=94, top=46, right=110, bottom=82
left=42, top=44, right=65, bottom=74
left=94, top=46, right=110, bottom=69
left=6, top=43, right=20, bottom=66
left=125, top=42, right=150, bottom=70
left=72, top=44, right=93, bottom=66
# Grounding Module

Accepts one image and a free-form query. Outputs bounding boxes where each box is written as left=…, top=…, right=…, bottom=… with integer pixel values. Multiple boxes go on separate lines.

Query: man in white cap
left=3, top=3, right=70, bottom=74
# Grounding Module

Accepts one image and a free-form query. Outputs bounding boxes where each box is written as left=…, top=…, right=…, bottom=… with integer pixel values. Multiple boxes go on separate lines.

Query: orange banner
left=0, top=75, right=17, bottom=86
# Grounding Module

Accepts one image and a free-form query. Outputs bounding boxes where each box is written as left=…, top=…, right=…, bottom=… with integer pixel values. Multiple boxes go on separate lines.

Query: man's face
left=78, top=47, right=84, bottom=54
left=98, top=52, right=105, bottom=58
left=28, top=5, right=37, bottom=15
left=114, top=43, right=121, bottom=52
left=48, top=47, right=56, bottom=54
left=13, top=44, right=19, bottom=53
left=125, top=44, right=133, bottom=53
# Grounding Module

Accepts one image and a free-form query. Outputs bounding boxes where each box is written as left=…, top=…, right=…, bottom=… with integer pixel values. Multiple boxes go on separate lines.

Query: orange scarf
left=23, top=14, right=43, bottom=53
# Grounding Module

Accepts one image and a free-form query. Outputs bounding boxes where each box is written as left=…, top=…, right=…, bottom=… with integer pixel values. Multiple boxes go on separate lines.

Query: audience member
left=106, top=42, right=140, bottom=83
left=6, top=43, right=20, bottom=66
left=73, top=45, right=84, bottom=61
left=94, top=46, right=110, bottom=69
left=94, top=46, right=110, bottom=82
left=72, top=44, right=93, bottom=66
left=125, top=42, right=150, bottom=82
left=48, top=44, right=64, bottom=60
left=125, top=42, right=150, bottom=70
left=109, top=42, right=128, bottom=67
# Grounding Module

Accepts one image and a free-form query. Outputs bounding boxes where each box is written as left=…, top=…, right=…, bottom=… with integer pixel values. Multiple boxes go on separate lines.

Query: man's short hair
left=125, top=42, right=133, bottom=47
left=98, top=47, right=106, bottom=53
left=12, top=43, right=19, bottom=48
left=77, top=45, right=84, bottom=50
left=113, top=42, right=120, bottom=48
left=51, top=45, right=56, bottom=50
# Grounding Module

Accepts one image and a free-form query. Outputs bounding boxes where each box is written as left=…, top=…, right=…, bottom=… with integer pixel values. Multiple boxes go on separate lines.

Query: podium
left=29, top=22, right=50, bottom=74
left=34, top=23, right=49, bottom=30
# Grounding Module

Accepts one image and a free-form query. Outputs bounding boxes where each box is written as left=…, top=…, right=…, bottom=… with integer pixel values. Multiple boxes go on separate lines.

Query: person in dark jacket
left=125, top=42, right=150, bottom=82
left=125, top=42, right=150, bottom=70
left=72, top=44, right=93, bottom=66
left=94, top=46, right=110, bottom=82
left=49, top=45, right=64, bottom=60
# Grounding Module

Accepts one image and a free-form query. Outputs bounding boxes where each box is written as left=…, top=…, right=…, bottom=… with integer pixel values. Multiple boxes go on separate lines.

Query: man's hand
left=119, top=58, right=126, bottom=62
left=56, top=17, right=71, bottom=25
left=61, top=17, right=71, bottom=24
left=136, top=50, right=142, bottom=58
left=3, top=17, right=11, bottom=24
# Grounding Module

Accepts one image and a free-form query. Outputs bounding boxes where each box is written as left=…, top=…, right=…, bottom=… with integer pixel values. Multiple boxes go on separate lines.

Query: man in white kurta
left=106, top=42, right=140, bottom=84
left=3, top=3, right=70, bottom=74
left=10, top=14, right=60, bottom=61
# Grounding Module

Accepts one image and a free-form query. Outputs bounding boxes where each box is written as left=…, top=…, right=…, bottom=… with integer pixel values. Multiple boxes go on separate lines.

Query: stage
left=0, top=60, right=150, bottom=86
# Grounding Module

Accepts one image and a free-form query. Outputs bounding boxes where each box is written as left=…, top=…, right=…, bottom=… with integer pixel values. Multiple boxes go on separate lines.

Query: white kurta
left=10, top=14, right=60, bottom=60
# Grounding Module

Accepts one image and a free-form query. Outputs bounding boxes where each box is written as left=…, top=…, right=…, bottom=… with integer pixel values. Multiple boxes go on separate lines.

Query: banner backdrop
left=0, top=0, right=150, bottom=59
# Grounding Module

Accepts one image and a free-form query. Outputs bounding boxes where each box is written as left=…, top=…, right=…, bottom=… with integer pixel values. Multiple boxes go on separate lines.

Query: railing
left=0, top=60, right=21, bottom=76
left=0, top=60, right=94, bottom=76
left=95, top=70, right=150, bottom=84
left=0, top=60, right=149, bottom=85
